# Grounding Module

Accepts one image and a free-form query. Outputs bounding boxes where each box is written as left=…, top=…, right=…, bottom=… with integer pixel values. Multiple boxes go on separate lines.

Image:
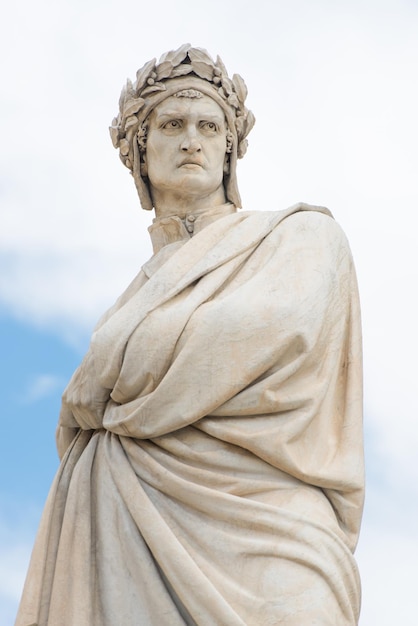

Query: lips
left=179, top=158, right=203, bottom=168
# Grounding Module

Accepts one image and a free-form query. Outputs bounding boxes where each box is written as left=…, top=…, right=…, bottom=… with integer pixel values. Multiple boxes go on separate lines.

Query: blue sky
left=1, top=0, right=418, bottom=623
left=0, top=316, right=83, bottom=501
left=0, top=316, right=87, bottom=624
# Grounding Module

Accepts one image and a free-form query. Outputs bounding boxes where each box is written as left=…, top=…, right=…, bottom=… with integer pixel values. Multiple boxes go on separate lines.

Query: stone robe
left=16, top=203, right=364, bottom=626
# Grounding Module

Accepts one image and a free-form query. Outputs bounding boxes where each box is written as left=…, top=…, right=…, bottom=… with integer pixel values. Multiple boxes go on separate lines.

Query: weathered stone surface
left=16, top=45, right=363, bottom=626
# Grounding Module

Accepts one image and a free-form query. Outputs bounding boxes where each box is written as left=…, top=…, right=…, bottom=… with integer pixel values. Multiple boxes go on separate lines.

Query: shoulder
left=241, top=204, right=348, bottom=244
left=276, top=203, right=350, bottom=250
left=246, top=204, right=355, bottom=273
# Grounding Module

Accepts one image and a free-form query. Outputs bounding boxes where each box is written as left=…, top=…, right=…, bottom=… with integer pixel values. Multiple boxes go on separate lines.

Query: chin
left=178, top=175, right=223, bottom=195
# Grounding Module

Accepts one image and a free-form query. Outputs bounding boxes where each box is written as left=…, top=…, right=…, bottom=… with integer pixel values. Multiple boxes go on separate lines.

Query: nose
left=181, top=126, right=201, bottom=153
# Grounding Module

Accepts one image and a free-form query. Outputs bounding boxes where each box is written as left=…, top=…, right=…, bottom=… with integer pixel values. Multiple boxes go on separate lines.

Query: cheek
left=145, top=140, right=169, bottom=175
left=145, top=131, right=168, bottom=160
left=212, top=144, right=228, bottom=172
left=213, top=137, right=227, bottom=162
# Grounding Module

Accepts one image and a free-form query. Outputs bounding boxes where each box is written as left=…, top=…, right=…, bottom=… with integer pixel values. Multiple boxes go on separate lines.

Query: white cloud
left=357, top=521, right=418, bottom=625
left=0, top=512, right=40, bottom=626
left=3, top=0, right=417, bottom=478
left=0, top=543, right=31, bottom=624
left=21, top=374, right=64, bottom=404
left=1, top=0, right=418, bottom=622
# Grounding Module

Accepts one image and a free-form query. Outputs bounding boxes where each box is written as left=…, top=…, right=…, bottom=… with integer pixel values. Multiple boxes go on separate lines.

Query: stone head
left=110, top=44, right=255, bottom=210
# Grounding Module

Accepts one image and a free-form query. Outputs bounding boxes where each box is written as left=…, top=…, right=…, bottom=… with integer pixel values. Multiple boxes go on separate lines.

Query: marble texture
left=16, top=45, right=364, bottom=626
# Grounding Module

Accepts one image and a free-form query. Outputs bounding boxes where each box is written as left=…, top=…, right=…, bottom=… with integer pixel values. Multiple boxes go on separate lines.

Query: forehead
left=150, top=94, right=225, bottom=123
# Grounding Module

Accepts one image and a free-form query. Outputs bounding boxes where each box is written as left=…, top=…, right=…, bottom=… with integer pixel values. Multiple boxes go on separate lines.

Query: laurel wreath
left=110, top=44, right=255, bottom=172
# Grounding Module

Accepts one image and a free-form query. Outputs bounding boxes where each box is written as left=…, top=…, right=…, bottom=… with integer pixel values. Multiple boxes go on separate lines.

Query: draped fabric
left=16, top=204, right=364, bottom=626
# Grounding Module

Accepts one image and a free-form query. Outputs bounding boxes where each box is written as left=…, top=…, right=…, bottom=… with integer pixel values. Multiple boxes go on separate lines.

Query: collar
left=148, top=203, right=237, bottom=254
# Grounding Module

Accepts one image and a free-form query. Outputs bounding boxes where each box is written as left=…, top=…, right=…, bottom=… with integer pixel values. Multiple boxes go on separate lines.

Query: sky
left=1, top=0, right=418, bottom=623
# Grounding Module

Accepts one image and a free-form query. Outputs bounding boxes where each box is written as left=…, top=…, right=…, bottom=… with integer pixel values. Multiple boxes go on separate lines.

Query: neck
left=152, top=187, right=226, bottom=219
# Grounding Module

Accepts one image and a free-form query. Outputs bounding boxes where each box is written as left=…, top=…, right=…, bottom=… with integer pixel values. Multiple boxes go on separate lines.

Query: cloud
left=0, top=511, right=40, bottom=626
left=21, top=374, right=64, bottom=404
left=2, top=0, right=417, bottom=486
left=2, top=0, right=418, bottom=332
left=1, top=0, right=417, bottom=623
left=0, top=542, right=31, bottom=624
left=357, top=520, right=418, bottom=625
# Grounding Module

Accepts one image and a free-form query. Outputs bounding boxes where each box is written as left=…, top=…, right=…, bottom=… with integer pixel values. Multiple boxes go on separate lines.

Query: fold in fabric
left=17, top=204, right=364, bottom=626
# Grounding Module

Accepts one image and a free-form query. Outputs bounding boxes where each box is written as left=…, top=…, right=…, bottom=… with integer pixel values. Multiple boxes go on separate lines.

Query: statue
left=16, top=44, right=364, bottom=625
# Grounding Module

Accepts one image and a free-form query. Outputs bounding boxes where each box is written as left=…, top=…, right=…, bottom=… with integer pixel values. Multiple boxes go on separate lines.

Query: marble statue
left=16, top=44, right=364, bottom=625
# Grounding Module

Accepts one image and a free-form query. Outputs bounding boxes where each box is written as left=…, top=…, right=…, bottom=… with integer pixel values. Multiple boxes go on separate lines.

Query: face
left=144, top=94, right=228, bottom=211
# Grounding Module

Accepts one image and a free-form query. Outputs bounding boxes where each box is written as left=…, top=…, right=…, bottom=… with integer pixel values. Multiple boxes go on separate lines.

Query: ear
left=223, top=153, right=230, bottom=175
left=140, top=152, right=148, bottom=177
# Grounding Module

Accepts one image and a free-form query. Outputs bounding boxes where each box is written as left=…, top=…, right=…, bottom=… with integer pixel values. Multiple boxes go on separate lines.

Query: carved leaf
left=232, top=73, right=247, bottom=103
left=159, top=43, right=190, bottom=66
left=126, top=78, right=134, bottom=96
left=141, top=83, right=167, bottom=97
left=227, top=93, right=239, bottom=108
left=246, top=110, right=256, bottom=133
left=124, top=115, right=138, bottom=130
left=188, top=47, right=215, bottom=66
left=119, top=139, right=130, bottom=156
left=222, top=76, right=233, bottom=96
left=170, top=65, right=193, bottom=78
left=215, top=55, right=228, bottom=76
left=123, top=98, right=145, bottom=118
left=235, top=115, right=245, bottom=136
left=155, top=61, right=174, bottom=81
left=119, top=86, right=127, bottom=110
left=135, top=59, right=156, bottom=92
left=109, top=125, right=119, bottom=148
left=190, top=61, right=214, bottom=82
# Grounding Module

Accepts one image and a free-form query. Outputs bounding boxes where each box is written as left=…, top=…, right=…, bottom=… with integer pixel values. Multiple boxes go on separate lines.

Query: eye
left=200, top=121, right=218, bottom=132
left=162, top=120, right=182, bottom=130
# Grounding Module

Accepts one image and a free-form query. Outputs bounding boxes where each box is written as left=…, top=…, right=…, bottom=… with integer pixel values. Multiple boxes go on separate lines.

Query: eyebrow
left=155, top=111, right=225, bottom=124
